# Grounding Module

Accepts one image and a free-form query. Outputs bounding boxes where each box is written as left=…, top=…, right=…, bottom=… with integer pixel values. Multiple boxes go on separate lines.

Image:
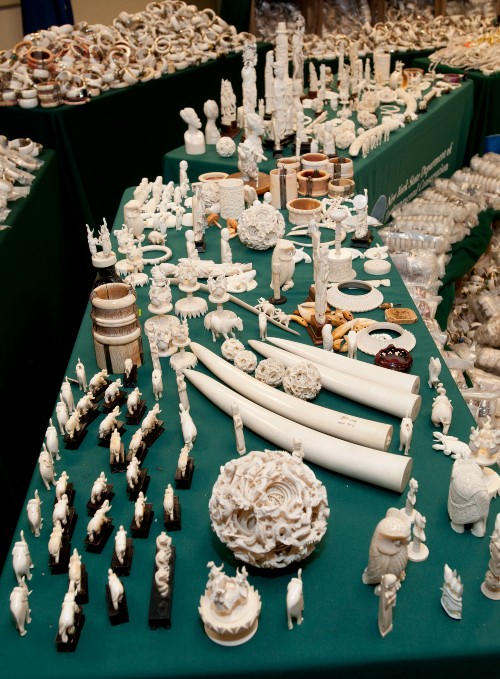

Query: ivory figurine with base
left=87, top=472, right=114, bottom=514
left=56, top=582, right=85, bottom=651
left=149, top=532, right=176, bottom=629
left=481, top=514, right=500, bottom=599
left=26, top=490, right=43, bottom=537
left=107, top=569, right=129, bottom=625
left=10, top=578, right=32, bottom=637
left=85, top=500, right=113, bottom=553
left=199, top=562, right=261, bottom=646
left=175, top=445, right=195, bottom=489
left=441, top=564, right=463, bottom=620
left=131, top=491, right=154, bottom=538
left=377, top=574, right=399, bottom=638
left=362, top=508, right=410, bottom=587
left=164, top=484, right=182, bottom=531
left=69, top=549, right=88, bottom=605
left=111, top=525, right=134, bottom=576
left=12, top=531, right=33, bottom=585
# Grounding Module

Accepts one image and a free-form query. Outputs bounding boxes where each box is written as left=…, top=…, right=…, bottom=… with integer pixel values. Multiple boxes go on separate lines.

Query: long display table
left=2, top=185, right=500, bottom=679
left=412, top=57, right=500, bottom=160
left=163, top=78, right=474, bottom=214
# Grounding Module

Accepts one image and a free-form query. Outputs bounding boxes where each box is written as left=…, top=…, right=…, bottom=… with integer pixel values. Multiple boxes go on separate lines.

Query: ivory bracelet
left=184, top=369, right=412, bottom=493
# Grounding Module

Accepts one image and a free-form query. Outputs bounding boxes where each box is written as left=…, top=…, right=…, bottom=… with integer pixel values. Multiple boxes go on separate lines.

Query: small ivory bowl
left=198, top=171, right=229, bottom=183
left=301, top=152, right=328, bottom=173
left=287, top=197, right=322, bottom=225
left=277, top=156, right=301, bottom=172
left=328, top=178, right=355, bottom=198
left=19, top=98, right=38, bottom=109
left=297, top=169, right=330, bottom=197
left=328, top=156, right=354, bottom=179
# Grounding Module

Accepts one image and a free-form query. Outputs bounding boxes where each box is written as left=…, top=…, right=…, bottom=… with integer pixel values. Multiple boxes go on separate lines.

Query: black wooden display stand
left=194, top=236, right=206, bottom=253
left=84, top=522, right=114, bottom=553
left=75, top=566, right=89, bottom=605
left=101, top=390, right=127, bottom=413
left=110, top=538, right=134, bottom=576
left=98, top=421, right=126, bottom=447
left=127, top=469, right=150, bottom=501
left=64, top=426, right=88, bottom=450
left=148, top=547, right=176, bottom=629
left=350, top=229, right=374, bottom=249
left=86, top=485, right=114, bottom=515
left=89, top=379, right=111, bottom=402
left=56, top=609, right=85, bottom=652
left=49, top=536, right=71, bottom=574
left=61, top=508, right=77, bottom=540
left=164, top=496, right=182, bottom=531
left=130, top=504, right=154, bottom=538
left=142, top=421, right=165, bottom=448
left=78, top=403, right=100, bottom=427
left=175, top=458, right=195, bottom=489
left=126, top=442, right=147, bottom=465
left=106, top=586, right=129, bottom=626
left=123, top=364, right=138, bottom=388
left=125, top=400, right=147, bottom=425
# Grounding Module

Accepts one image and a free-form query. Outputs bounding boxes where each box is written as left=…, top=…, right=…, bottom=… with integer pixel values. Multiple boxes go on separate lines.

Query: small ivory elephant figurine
left=177, top=445, right=190, bottom=477
left=124, top=358, right=133, bottom=379
left=56, top=396, right=69, bottom=435
left=127, top=387, right=142, bottom=415
left=75, top=358, right=87, bottom=391
left=109, top=428, right=124, bottom=464
left=115, top=526, right=127, bottom=565
left=91, top=471, right=108, bottom=504
left=431, top=384, right=453, bottom=435
left=58, top=582, right=80, bottom=643
left=134, top=492, right=147, bottom=528
left=87, top=500, right=112, bottom=543
left=10, top=578, right=32, bottom=636
left=61, top=378, right=75, bottom=413
left=99, top=406, right=121, bottom=438
left=89, top=368, right=108, bottom=393
left=428, top=357, right=442, bottom=388
left=52, top=494, right=69, bottom=527
left=64, top=410, right=81, bottom=440
left=286, top=569, right=304, bottom=630
left=126, top=457, right=141, bottom=489
left=55, top=470, right=69, bottom=501
left=38, top=446, right=57, bottom=490
left=105, top=379, right=122, bottom=404
left=76, top=391, right=95, bottom=417
left=448, top=457, right=491, bottom=537
left=68, top=549, right=82, bottom=595
left=141, top=403, right=161, bottom=436
left=164, top=484, right=174, bottom=521
left=108, top=569, right=125, bottom=611
left=399, top=417, right=413, bottom=455
left=49, top=521, right=64, bottom=564
left=45, top=418, right=60, bottom=461
left=179, top=404, right=197, bottom=448
left=129, top=429, right=144, bottom=458
left=26, top=490, right=43, bottom=537
left=152, top=369, right=163, bottom=401
left=12, top=531, right=33, bottom=584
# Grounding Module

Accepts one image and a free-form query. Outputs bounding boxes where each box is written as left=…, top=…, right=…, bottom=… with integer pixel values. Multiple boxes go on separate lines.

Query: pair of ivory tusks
left=189, top=342, right=393, bottom=451
left=249, top=340, right=421, bottom=421
left=183, top=369, right=412, bottom=494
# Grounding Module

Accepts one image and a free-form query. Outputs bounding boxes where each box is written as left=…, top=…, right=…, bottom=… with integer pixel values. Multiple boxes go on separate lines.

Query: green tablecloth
left=0, top=150, right=76, bottom=568
left=412, top=57, right=500, bottom=160
left=163, top=79, right=474, bottom=214
left=2, top=187, right=500, bottom=679
left=436, top=209, right=497, bottom=330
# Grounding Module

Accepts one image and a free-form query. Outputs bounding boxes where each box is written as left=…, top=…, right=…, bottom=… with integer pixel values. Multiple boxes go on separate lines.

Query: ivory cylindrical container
left=301, top=152, right=328, bottom=173
left=328, top=156, right=354, bottom=179
left=373, top=51, right=391, bottom=84
left=269, top=167, right=298, bottom=209
left=277, top=156, right=301, bottom=172
left=297, top=169, right=329, bottom=197
left=219, top=177, right=245, bottom=220
left=91, top=282, right=143, bottom=373
left=328, top=178, right=355, bottom=198
left=199, top=171, right=229, bottom=205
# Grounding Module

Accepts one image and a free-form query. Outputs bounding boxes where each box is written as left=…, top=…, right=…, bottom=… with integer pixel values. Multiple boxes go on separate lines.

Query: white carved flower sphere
left=255, top=358, right=286, bottom=387
left=234, top=350, right=257, bottom=373
left=209, top=449, right=330, bottom=568
left=221, top=338, right=245, bottom=361
left=216, top=136, right=236, bottom=158
left=237, top=202, right=285, bottom=250
left=283, top=362, right=322, bottom=400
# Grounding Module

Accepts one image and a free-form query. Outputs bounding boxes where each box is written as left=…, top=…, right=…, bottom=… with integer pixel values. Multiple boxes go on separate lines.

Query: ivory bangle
left=184, top=370, right=412, bottom=493
left=190, top=342, right=393, bottom=451
left=249, top=340, right=421, bottom=420
left=267, top=338, right=420, bottom=394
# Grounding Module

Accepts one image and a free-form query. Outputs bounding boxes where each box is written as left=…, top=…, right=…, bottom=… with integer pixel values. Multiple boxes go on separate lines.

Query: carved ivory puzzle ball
left=209, top=449, right=329, bottom=568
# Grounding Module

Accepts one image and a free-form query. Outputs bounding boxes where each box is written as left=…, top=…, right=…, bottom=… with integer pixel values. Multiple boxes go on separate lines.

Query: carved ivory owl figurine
left=270, top=239, right=296, bottom=292
left=362, top=508, right=411, bottom=586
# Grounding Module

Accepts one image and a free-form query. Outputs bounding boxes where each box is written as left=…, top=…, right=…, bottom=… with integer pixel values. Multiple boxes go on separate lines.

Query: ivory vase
left=183, top=370, right=412, bottom=493
left=190, top=343, right=393, bottom=451
left=249, top=340, right=421, bottom=421
left=266, top=337, right=420, bottom=394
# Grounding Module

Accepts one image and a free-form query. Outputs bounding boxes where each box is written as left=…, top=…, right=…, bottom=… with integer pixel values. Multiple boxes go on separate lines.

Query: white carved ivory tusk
left=183, top=369, right=412, bottom=493
left=266, top=336, right=420, bottom=393
left=189, top=342, right=393, bottom=451
left=249, top=340, right=422, bottom=421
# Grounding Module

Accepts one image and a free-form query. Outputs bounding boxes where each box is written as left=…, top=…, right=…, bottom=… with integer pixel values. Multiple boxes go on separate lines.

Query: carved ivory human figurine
left=231, top=402, right=246, bottom=455
left=180, top=107, right=206, bottom=155
left=203, top=99, right=220, bottom=144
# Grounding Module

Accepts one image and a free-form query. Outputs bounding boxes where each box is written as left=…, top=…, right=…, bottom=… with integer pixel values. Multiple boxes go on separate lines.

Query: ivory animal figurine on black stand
left=164, top=484, right=182, bottom=531
left=87, top=472, right=114, bottom=515
left=149, top=532, right=176, bottom=629
left=111, top=525, right=134, bottom=576
left=175, top=445, right=195, bottom=489
left=106, top=569, right=129, bottom=626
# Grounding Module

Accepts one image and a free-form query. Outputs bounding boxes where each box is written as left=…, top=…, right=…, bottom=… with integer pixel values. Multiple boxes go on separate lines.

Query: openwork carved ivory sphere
left=255, top=358, right=286, bottom=387
left=238, top=202, right=286, bottom=250
left=209, top=449, right=330, bottom=568
left=216, top=136, right=236, bottom=158
left=221, top=338, right=245, bottom=361
left=283, top=362, right=322, bottom=400
left=234, top=350, right=257, bottom=373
